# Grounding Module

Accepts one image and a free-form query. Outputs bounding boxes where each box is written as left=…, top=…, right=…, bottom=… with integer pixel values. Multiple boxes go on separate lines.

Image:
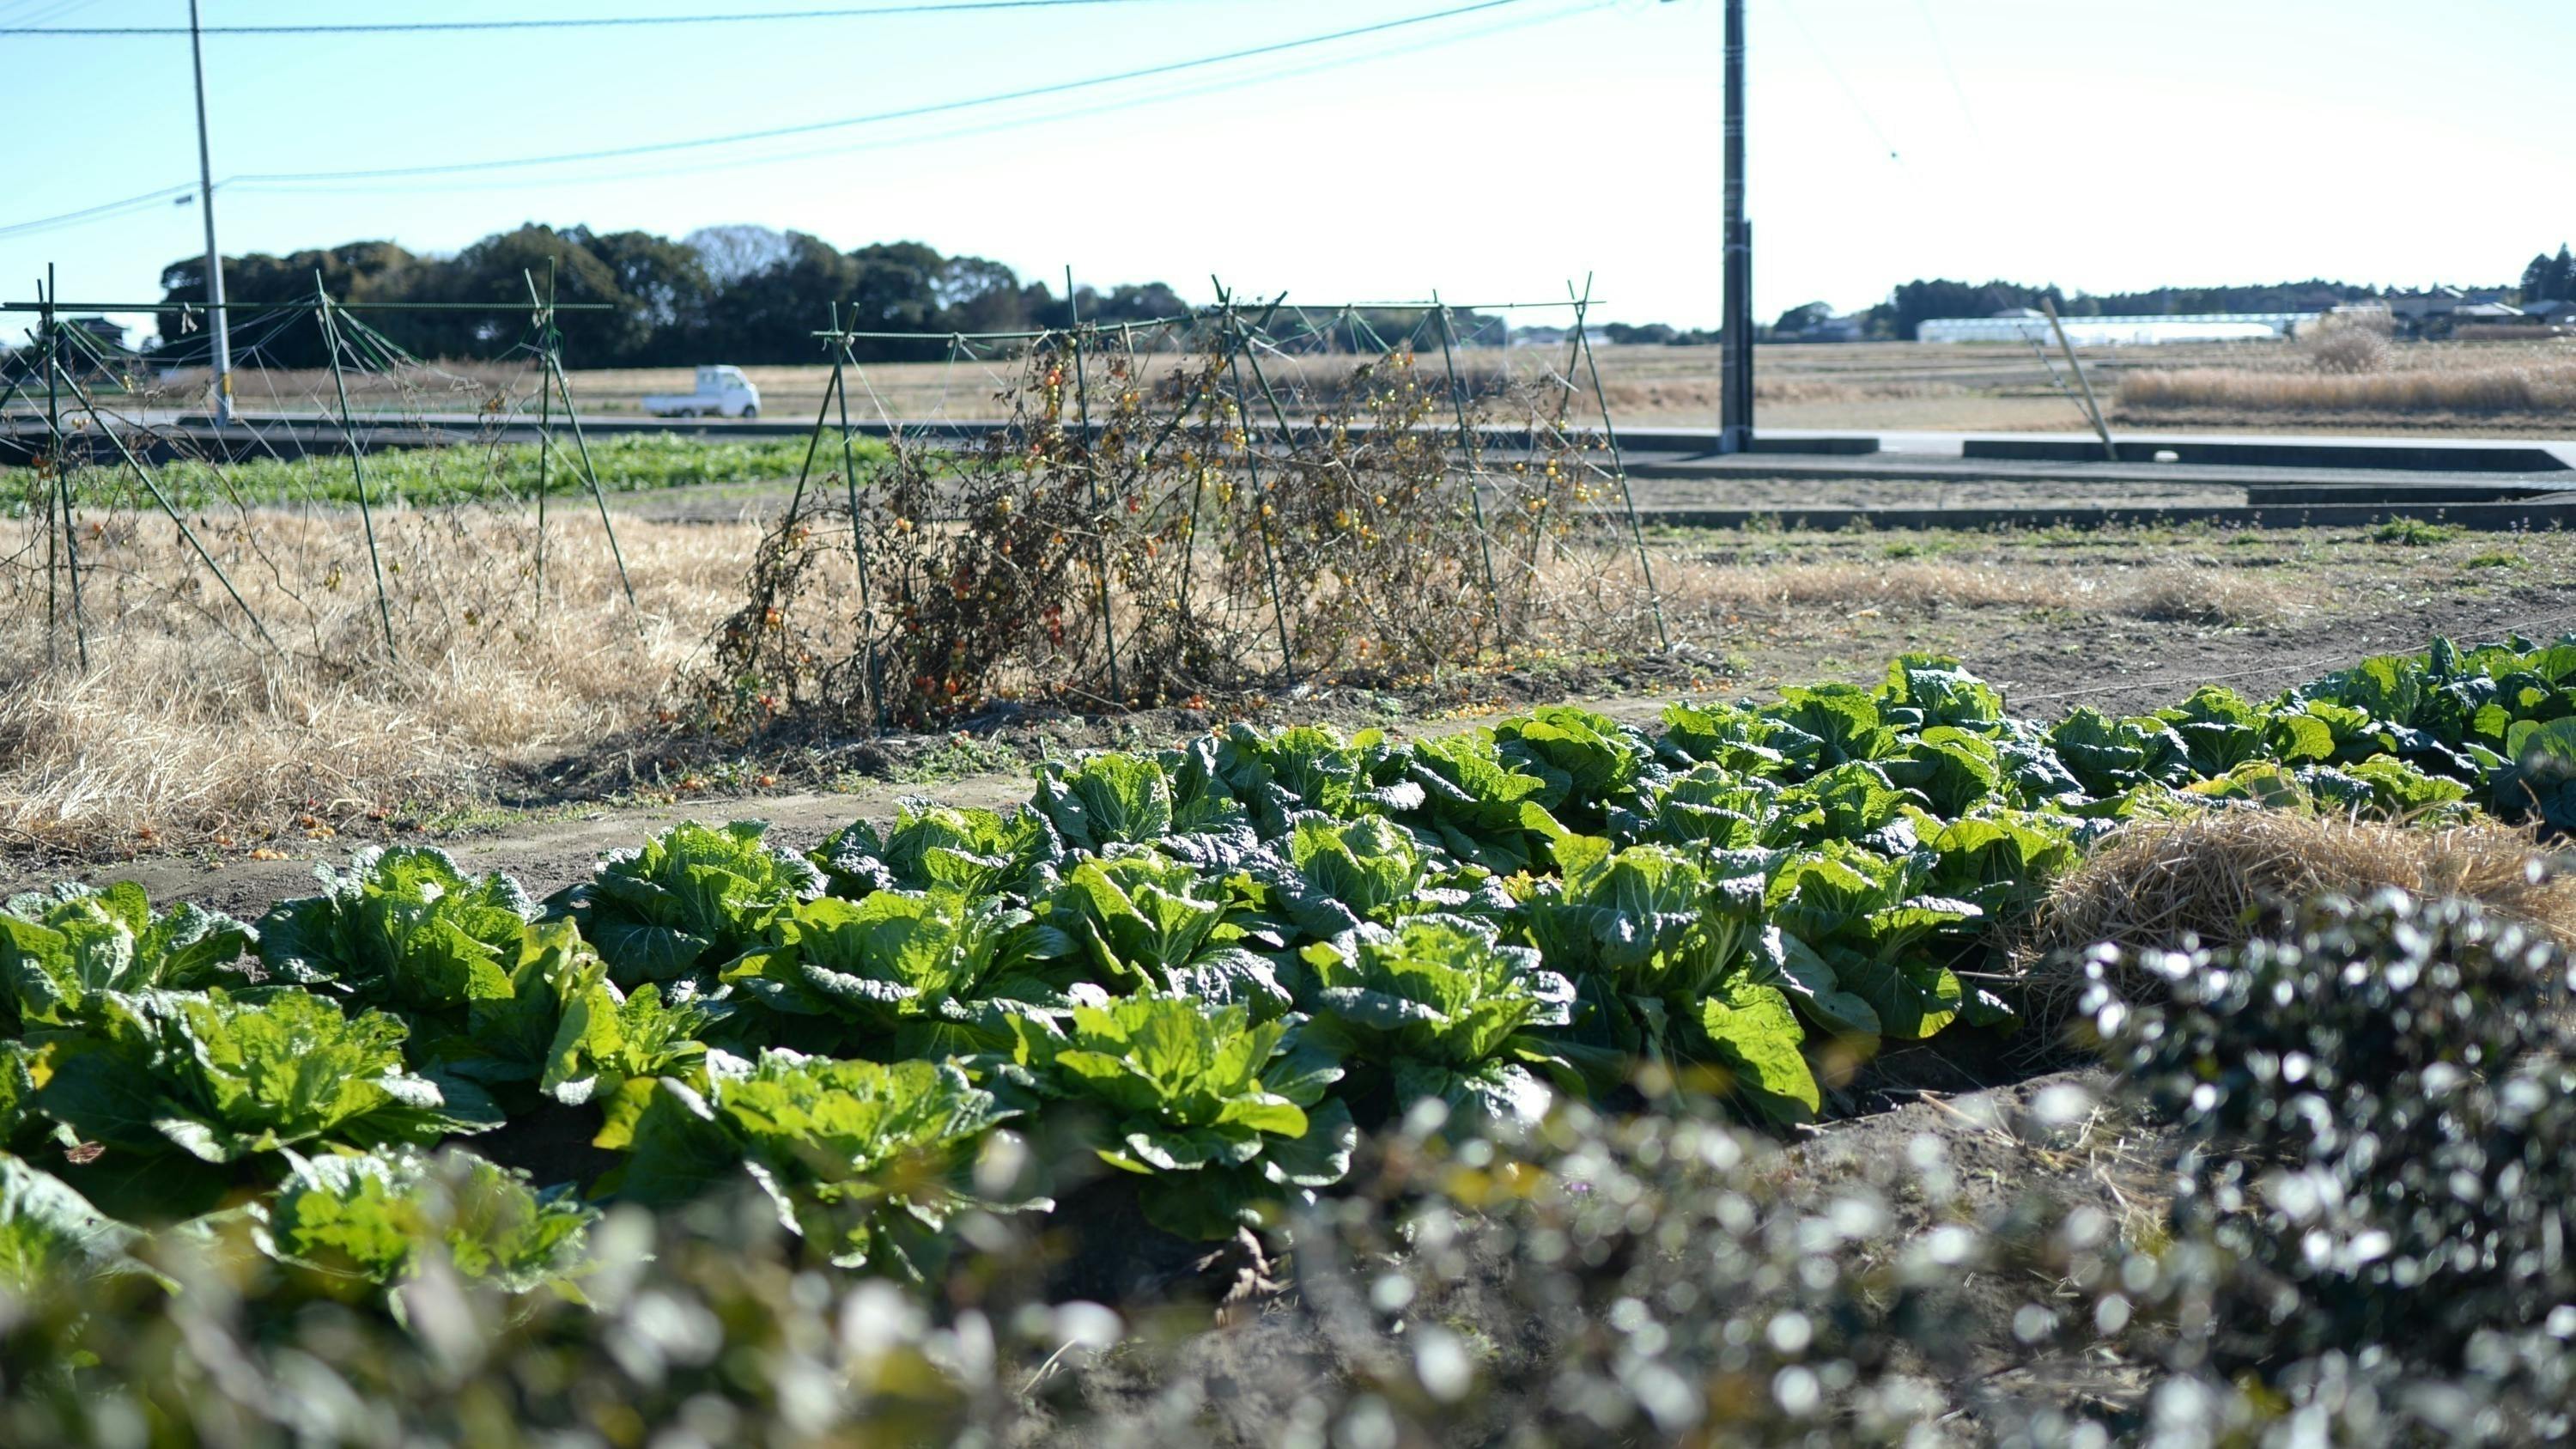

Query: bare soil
left=1036, top=1069, right=2174, bottom=1445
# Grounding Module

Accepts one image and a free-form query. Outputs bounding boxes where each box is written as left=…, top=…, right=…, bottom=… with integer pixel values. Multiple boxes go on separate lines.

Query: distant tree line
left=150, top=225, right=1194, bottom=368
left=1799, top=277, right=2397, bottom=343
left=133, top=222, right=2576, bottom=365
left=149, top=224, right=1505, bottom=368
left=1766, top=253, right=2573, bottom=342
left=2523, top=246, right=2574, bottom=306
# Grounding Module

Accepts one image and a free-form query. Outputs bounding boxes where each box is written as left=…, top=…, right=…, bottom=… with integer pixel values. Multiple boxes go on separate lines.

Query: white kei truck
left=641, top=365, right=762, bottom=418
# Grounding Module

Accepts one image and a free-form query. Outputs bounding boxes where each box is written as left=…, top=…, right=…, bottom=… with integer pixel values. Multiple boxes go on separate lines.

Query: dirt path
left=1973, top=575, right=2576, bottom=718
left=0, top=692, right=1683, bottom=920
left=0, top=775, right=1020, bottom=922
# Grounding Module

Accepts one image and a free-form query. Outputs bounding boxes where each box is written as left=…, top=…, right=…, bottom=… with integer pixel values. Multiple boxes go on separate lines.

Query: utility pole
left=1718, top=0, right=1753, bottom=453
left=187, top=0, right=234, bottom=424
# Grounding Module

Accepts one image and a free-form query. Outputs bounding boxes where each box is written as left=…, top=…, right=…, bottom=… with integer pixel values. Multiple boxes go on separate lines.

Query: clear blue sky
left=4, top=0, right=2571, bottom=338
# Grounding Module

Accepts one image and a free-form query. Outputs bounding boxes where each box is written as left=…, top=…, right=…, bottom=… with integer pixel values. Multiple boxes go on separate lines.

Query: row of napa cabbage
left=3, top=636, right=2571, bottom=1292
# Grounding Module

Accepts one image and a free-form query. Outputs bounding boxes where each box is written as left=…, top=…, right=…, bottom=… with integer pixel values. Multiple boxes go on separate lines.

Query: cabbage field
left=5, top=635, right=2576, bottom=1444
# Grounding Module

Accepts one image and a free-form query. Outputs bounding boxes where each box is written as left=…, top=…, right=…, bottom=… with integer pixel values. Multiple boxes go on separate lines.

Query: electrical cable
left=1, top=0, right=1206, bottom=36
left=232, top=0, right=1536, bottom=183
left=9, top=0, right=1573, bottom=248
left=223, top=0, right=1607, bottom=198
left=0, top=0, right=99, bottom=28
left=1764, top=0, right=1900, bottom=162
left=1911, top=0, right=1983, bottom=143
left=0, top=183, right=199, bottom=240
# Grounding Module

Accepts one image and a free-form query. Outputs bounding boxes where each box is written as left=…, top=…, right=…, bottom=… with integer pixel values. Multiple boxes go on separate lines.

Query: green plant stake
left=829, top=320, right=884, bottom=728
left=1432, top=296, right=1504, bottom=636
left=57, top=362, right=283, bottom=660
left=781, top=320, right=842, bottom=525
left=1570, top=275, right=1668, bottom=650
left=542, top=349, right=641, bottom=627
left=1214, top=295, right=1297, bottom=682
left=313, top=277, right=399, bottom=665
left=527, top=263, right=555, bottom=608
left=41, top=273, right=86, bottom=670
left=1066, top=268, right=1121, bottom=704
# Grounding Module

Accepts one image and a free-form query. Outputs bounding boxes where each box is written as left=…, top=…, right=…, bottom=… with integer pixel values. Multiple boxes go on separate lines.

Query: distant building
left=2381, top=288, right=2515, bottom=332
left=1918, top=309, right=2310, bottom=345
left=1775, top=311, right=1869, bottom=343
left=69, top=317, right=129, bottom=351
left=0, top=318, right=131, bottom=381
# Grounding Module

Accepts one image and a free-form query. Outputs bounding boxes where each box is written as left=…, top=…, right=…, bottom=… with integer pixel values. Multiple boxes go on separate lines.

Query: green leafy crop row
left=4, top=633, right=2574, bottom=1299
left=46, top=434, right=867, bottom=510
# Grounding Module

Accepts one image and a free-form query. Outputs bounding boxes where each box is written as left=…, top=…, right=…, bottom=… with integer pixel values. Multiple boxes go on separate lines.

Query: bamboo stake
left=1570, top=276, right=1668, bottom=649
left=39, top=286, right=55, bottom=666
left=1066, top=269, right=1120, bottom=703
left=782, top=325, right=841, bottom=526
left=52, top=307, right=86, bottom=670
left=539, top=348, right=641, bottom=626
left=1171, top=286, right=1290, bottom=645
left=1431, top=295, right=1504, bottom=632
left=829, top=325, right=883, bottom=727
left=313, top=279, right=398, bottom=665
left=1139, top=285, right=1281, bottom=469
left=526, top=263, right=555, bottom=607
left=43, top=275, right=86, bottom=668
left=1175, top=287, right=1253, bottom=632
left=1213, top=298, right=1296, bottom=682
left=57, top=364, right=282, bottom=658
left=1233, top=312, right=1303, bottom=448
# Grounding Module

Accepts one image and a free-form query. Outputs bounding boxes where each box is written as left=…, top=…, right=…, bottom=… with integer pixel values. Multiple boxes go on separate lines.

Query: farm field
left=10, top=344, right=2576, bottom=1446
left=53, top=338, right=2576, bottom=447
left=6, top=508, right=2569, bottom=884
left=16, top=0, right=2576, bottom=1431
left=529, top=336, right=2576, bottom=436
left=8, top=611, right=2576, bottom=1441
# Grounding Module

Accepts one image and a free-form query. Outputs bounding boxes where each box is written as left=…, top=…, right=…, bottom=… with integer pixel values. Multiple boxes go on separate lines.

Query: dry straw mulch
left=2015, top=807, right=2576, bottom=1038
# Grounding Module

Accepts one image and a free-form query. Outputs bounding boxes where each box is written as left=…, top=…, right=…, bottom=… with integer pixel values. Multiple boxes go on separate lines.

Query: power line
left=233, top=0, right=1535, bottom=184
left=0, top=182, right=197, bottom=241
left=225, top=0, right=1609, bottom=198
left=0, top=0, right=100, bottom=27
left=1765, top=0, right=1900, bottom=163
left=3, top=0, right=1579, bottom=245
left=0, top=0, right=1183, bottom=36
left=1912, top=0, right=1983, bottom=144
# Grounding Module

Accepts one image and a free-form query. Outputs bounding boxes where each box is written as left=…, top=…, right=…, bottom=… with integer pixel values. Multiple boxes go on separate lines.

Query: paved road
left=9, top=413, right=2572, bottom=508
left=9, top=408, right=2573, bottom=464
left=1614, top=450, right=2576, bottom=498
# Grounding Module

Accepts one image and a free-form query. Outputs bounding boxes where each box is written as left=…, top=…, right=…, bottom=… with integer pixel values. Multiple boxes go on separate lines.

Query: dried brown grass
left=2014, top=808, right=2576, bottom=1032
left=0, top=456, right=2307, bottom=861
left=2117, top=565, right=2300, bottom=627
left=1657, top=557, right=2306, bottom=626
left=2, top=476, right=1675, bottom=850
left=0, top=507, right=771, bottom=852
left=2301, top=325, right=2392, bottom=376
left=2119, top=354, right=2576, bottom=415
